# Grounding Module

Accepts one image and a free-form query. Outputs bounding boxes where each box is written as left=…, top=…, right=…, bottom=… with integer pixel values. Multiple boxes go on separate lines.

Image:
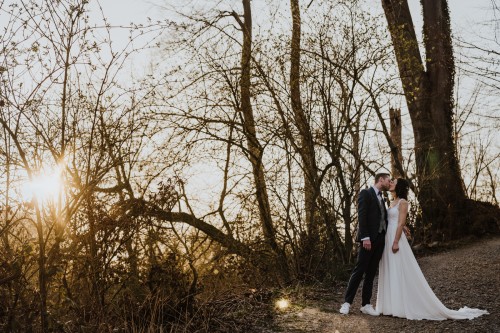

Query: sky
left=89, top=0, right=498, bottom=204
left=2, top=0, right=495, bottom=205
left=91, top=0, right=497, bottom=76
left=2, top=0, right=493, bottom=77
left=96, top=0, right=495, bottom=36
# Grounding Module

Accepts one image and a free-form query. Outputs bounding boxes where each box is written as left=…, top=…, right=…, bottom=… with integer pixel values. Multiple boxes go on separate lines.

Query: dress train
left=376, top=200, right=489, bottom=320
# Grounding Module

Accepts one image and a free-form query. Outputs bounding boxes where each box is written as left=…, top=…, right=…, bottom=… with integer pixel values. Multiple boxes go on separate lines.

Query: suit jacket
left=356, top=187, right=388, bottom=242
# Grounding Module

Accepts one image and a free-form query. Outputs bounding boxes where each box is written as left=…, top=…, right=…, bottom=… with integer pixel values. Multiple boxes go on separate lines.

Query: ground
left=270, top=236, right=500, bottom=333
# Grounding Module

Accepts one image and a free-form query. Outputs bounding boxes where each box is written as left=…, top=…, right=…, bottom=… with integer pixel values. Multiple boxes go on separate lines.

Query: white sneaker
left=339, top=302, right=350, bottom=314
left=360, top=304, right=379, bottom=316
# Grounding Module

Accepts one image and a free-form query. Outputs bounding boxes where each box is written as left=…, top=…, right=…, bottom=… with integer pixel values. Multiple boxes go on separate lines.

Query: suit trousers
left=344, top=232, right=385, bottom=306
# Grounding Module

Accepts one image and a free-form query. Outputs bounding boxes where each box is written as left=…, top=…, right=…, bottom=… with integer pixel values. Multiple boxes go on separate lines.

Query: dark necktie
left=378, top=192, right=386, bottom=232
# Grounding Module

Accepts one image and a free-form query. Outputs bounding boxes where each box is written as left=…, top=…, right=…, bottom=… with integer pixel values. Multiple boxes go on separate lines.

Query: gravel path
left=274, top=237, right=500, bottom=333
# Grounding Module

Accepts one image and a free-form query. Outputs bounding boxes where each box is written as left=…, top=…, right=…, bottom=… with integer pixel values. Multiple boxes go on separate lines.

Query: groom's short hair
left=375, top=173, right=390, bottom=183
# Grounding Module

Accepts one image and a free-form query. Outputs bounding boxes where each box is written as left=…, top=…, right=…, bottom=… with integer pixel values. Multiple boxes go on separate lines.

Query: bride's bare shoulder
left=399, top=199, right=409, bottom=209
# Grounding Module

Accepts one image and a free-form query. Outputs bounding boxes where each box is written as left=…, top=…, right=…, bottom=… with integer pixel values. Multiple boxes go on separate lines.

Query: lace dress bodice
left=386, top=200, right=402, bottom=226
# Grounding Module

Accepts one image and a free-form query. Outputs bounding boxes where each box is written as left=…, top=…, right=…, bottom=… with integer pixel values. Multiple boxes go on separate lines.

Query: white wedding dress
left=376, top=200, right=489, bottom=320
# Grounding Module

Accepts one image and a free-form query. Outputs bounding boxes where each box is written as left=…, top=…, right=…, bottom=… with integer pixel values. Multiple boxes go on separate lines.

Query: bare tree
left=0, top=0, right=168, bottom=330
left=381, top=0, right=499, bottom=241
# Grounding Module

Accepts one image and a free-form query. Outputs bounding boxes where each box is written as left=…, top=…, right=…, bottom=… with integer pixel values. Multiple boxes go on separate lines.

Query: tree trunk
left=290, top=0, right=321, bottom=278
left=389, top=108, right=402, bottom=179
left=234, top=0, right=291, bottom=284
left=380, top=0, right=491, bottom=241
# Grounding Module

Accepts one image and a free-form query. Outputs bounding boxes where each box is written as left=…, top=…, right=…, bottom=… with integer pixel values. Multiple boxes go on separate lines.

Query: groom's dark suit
left=344, top=186, right=388, bottom=306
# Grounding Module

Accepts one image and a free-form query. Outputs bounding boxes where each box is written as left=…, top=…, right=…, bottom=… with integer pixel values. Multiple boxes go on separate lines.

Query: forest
left=0, top=0, right=498, bottom=332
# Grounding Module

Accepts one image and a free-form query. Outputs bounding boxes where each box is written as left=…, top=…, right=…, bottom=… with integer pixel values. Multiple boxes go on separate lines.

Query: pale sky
left=3, top=0, right=495, bottom=204
left=97, top=0, right=494, bottom=35
left=92, top=0, right=496, bottom=73
left=94, top=0, right=498, bottom=119
left=92, top=0, right=498, bottom=204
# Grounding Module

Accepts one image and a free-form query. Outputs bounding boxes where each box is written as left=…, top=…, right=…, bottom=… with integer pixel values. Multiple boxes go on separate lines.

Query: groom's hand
left=362, top=239, right=372, bottom=250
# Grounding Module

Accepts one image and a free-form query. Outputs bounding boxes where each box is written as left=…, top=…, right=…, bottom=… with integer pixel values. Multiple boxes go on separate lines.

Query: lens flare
left=276, top=298, right=290, bottom=310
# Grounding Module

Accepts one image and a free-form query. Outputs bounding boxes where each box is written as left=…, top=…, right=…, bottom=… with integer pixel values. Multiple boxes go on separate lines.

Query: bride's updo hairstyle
left=395, top=178, right=409, bottom=200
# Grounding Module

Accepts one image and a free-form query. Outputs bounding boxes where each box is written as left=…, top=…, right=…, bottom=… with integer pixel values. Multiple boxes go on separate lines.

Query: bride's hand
left=392, top=242, right=399, bottom=253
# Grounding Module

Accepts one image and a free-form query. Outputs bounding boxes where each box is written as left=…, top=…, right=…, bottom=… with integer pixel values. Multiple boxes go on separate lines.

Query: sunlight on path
left=281, top=307, right=372, bottom=333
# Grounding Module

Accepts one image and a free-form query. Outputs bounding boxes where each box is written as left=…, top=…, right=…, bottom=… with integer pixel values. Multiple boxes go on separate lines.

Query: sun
left=21, top=166, right=64, bottom=204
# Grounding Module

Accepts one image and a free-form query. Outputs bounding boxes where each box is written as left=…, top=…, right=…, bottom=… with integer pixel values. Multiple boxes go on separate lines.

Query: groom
left=339, top=172, right=391, bottom=316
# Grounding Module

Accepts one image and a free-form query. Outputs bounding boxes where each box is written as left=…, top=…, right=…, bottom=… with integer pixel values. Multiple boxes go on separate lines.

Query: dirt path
left=273, top=237, right=500, bottom=333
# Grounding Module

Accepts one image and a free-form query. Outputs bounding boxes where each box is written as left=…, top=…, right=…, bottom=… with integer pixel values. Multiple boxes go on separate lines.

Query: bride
left=376, top=178, right=489, bottom=320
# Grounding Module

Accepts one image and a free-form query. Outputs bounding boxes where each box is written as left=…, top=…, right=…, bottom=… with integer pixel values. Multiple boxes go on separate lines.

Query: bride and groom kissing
left=339, top=173, right=488, bottom=320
